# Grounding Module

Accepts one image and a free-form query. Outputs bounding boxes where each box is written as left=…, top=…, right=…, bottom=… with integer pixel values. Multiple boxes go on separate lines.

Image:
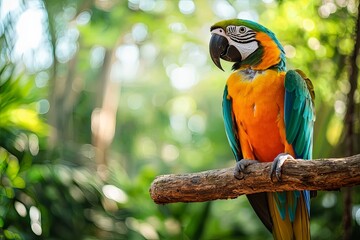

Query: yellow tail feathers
left=267, top=192, right=310, bottom=240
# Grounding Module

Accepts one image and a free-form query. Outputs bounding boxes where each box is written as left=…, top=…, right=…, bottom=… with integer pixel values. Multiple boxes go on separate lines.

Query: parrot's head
left=209, top=19, right=285, bottom=71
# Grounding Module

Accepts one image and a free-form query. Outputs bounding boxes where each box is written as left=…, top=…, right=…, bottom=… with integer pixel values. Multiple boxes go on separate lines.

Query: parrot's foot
left=234, top=159, right=259, bottom=180
left=270, top=153, right=294, bottom=181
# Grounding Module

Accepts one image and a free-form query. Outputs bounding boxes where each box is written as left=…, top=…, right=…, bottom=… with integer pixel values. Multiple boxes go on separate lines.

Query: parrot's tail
left=267, top=191, right=310, bottom=240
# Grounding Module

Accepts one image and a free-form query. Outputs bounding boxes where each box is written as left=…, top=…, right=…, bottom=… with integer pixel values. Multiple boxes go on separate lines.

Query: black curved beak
left=209, top=33, right=242, bottom=71
left=209, top=34, right=228, bottom=71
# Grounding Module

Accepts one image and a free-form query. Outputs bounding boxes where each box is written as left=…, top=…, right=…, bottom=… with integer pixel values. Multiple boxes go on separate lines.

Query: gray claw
left=234, top=159, right=258, bottom=180
left=270, top=153, right=294, bottom=181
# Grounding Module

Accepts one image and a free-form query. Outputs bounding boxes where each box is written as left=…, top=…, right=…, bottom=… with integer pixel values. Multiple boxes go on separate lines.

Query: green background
left=0, top=0, right=359, bottom=239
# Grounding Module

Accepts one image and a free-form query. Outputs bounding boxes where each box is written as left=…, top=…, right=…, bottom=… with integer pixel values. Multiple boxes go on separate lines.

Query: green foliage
left=0, top=67, right=47, bottom=137
left=0, top=64, right=47, bottom=239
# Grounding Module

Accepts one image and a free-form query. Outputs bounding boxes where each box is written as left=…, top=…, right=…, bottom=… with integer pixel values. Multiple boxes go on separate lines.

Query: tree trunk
left=343, top=1, right=360, bottom=239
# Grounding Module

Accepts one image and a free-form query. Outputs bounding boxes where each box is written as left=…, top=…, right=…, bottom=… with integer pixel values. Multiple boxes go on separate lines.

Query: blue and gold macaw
left=209, top=19, right=315, bottom=239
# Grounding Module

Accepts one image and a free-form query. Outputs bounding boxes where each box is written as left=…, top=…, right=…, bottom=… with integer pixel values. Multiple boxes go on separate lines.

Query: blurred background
left=0, top=0, right=359, bottom=239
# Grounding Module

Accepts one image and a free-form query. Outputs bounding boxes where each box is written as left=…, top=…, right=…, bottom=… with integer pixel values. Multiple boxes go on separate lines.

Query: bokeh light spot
left=188, top=113, right=206, bottom=134
left=36, top=99, right=50, bottom=114
left=178, top=0, right=195, bottom=15
left=76, top=11, right=91, bottom=25
left=284, top=45, right=296, bottom=58
left=132, top=23, right=148, bottom=42
left=322, top=192, right=337, bottom=208
left=212, top=0, right=236, bottom=19
left=14, top=201, right=27, bottom=217
left=90, top=45, right=106, bottom=69
left=308, top=37, right=320, bottom=51
left=102, top=185, right=128, bottom=204
left=161, top=144, right=179, bottom=162
left=170, top=64, right=199, bottom=90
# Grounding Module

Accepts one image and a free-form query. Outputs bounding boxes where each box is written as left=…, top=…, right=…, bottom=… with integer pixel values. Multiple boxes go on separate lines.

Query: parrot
left=209, top=19, right=315, bottom=239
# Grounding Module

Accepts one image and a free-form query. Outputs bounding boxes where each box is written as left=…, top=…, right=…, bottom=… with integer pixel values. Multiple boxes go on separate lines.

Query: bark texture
left=150, top=154, right=360, bottom=204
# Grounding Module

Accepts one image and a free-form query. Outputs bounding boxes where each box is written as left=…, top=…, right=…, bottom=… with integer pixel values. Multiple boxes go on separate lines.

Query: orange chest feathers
left=226, top=69, right=291, bottom=162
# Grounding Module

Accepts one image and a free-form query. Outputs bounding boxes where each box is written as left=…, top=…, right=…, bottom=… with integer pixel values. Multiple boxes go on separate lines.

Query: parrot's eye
left=239, top=26, right=247, bottom=34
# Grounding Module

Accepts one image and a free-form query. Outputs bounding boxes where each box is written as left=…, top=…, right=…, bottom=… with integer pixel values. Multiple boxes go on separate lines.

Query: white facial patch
left=211, top=27, right=259, bottom=61
left=232, top=41, right=258, bottom=60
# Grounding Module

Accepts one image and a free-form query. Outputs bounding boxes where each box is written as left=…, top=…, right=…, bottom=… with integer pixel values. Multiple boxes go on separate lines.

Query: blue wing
left=284, top=69, right=315, bottom=218
left=222, top=85, right=242, bottom=162
left=284, top=69, right=315, bottom=160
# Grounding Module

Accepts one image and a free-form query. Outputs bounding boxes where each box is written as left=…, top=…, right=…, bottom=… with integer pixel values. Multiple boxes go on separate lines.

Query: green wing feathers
left=222, top=85, right=243, bottom=162
left=271, top=69, right=315, bottom=240
left=284, top=69, right=315, bottom=160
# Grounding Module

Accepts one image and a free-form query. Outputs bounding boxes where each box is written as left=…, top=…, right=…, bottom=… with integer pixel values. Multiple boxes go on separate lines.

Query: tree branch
left=149, top=154, right=360, bottom=204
